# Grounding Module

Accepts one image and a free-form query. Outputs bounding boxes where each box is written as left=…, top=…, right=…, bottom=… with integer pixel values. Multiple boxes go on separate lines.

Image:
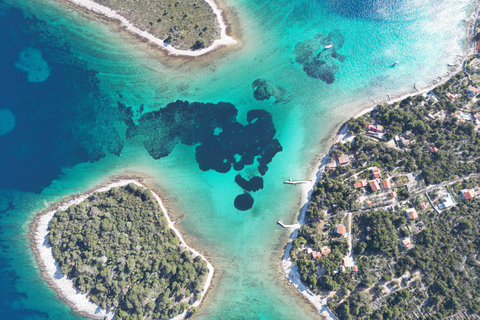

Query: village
left=289, top=69, right=480, bottom=320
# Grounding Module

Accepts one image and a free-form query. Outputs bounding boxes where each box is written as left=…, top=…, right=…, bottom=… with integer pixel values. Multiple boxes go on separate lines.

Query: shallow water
left=0, top=0, right=473, bottom=318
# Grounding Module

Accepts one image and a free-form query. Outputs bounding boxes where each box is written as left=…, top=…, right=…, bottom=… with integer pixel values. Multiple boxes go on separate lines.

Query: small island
left=60, top=0, right=237, bottom=56
left=32, top=180, right=214, bottom=320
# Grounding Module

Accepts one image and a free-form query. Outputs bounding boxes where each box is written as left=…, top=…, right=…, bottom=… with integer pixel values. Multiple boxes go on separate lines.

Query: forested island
left=289, top=71, right=480, bottom=319
left=47, top=183, right=210, bottom=320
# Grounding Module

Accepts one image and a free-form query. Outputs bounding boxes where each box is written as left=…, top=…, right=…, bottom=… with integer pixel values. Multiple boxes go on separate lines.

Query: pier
left=277, top=220, right=301, bottom=228
left=284, top=179, right=311, bottom=185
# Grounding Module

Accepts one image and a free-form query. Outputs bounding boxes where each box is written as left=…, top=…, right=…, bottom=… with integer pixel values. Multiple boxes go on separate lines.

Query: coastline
left=56, top=0, right=238, bottom=57
left=280, top=2, right=480, bottom=317
left=30, top=177, right=215, bottom=320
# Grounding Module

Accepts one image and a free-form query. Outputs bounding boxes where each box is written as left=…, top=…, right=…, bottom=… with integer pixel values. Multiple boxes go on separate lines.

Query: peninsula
left=283, top=69, right=480, bottom=320
left=58, top=0, right=237, bottom=56
left=31, top=179, right=214, bottom=320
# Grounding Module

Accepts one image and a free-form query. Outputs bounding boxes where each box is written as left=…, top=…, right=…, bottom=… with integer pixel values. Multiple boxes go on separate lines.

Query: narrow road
left=334, top=172, right=480, bottom=216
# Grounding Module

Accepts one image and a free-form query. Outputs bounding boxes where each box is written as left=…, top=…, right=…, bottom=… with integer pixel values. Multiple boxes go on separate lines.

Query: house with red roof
left=420, top=202, right=427, bottom=210
left=446, top=92, right=455, bottom=101
left=401, top=237, right=412, bottom=248
left=382, top=179, right=391, bottom=189
left=335, top=224, right=346, bottom=236
left=353, top=180, right=367, bottom=188
left=311, top=251, right=322, bottom=259
left=337, top=154, right=350, bottom=165
left=461, top=189, right=475, bottom=200
left=371, top=167, right=381, bottom=178
left=370, top=180, right=380, bottom=192
left=405, top=208, right=418, bottom=220
left=321, top=247, right=331, bottom=256
left=389, top=192, right=396, bottom=199
left=467, top=87, right=480, bottom=97
left=352, top=266, right=358, bottom=272
left=376, top=125, right=384, bottom=133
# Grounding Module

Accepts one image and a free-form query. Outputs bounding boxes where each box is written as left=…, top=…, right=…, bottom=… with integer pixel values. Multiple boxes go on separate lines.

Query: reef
left=251, top=78, right=291, bottom=104
left=119, top=100, right=282, bottom=211
left=294, top=30, right=346, bottom=84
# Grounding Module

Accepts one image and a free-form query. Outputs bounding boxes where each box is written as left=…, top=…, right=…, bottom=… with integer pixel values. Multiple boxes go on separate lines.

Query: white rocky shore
left=32, top=179, right=214, bottom=320
left=63, top=0, right=237, bottom=56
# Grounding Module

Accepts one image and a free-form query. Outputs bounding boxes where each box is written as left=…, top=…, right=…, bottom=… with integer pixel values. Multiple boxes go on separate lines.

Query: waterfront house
left=446, top=92, right=456, bottom=101
left=461, top=189, right=475, bottom=200
left=405, top=208, right=418, bottom=220
left=376, top=125, right=384, bottom=133
left=337, top=154, right=350, bottom=165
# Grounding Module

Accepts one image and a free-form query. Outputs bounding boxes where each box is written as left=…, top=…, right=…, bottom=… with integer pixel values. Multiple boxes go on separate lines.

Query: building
left=353, top=180, right=367, bottom=188
left=446, top=92, right=456, bottom=101
left=429, top=146, right=438, bottom=153
left=405, top=208, right=418, bottom=220
left=371, top=167, right=381, bottom=178
left=370, top=180, right=380, bottom=192
left=335, top=224, right=346, bottom=236
left=440, top=196, right=455, bottom=209
left=366, top=123, right=376, bottom=131
left=321, top=247, right=331, bottom=256
left=400, top=137, right=410, bottom=147
left=389, top=192, right=396, bottom=199
left=474, top=113, right=480, bottom=124
left=459, top=112, right=474, bottom=122
left=340, top=266, right=346, bottom=272
left=376, top=125, right=384, bottom=133
left=401, top=237, right=412, bottom=248
left=382, top=179, right=391, bottom=189
left=337, top=154, right=350, bottom=165
left=352, top=266, right=358, bottom=272
left=467, top=87, right=480, bottom=97
left=420, top=202, right=426, bottom=210
left=312, top=251, right=322, bottom=259
left=461, top=189, right=475, bottom=200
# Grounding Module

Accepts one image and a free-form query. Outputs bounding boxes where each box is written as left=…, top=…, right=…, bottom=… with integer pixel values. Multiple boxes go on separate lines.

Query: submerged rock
left=252, top=78, right=291, bottom=104
left=294, top=29, right=346, bottom=84
left=121, top=100, right=282, bottom=211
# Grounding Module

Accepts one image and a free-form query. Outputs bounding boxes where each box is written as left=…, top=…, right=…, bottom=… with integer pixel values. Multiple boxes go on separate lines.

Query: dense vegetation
left=306, top=178, right=355, bottom=220
left=292, top=71, right=480, bottom=319
left=341, top=193, right=480, bottom=320
left=348, top=73, right=480, bottom=185
left=92, top=0, right=221, bottom=50
left=48, top=184, right=208, bottom=320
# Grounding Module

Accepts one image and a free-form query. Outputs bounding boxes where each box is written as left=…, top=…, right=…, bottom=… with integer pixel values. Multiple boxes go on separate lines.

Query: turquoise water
left=0, top=0, right=473, bottom=318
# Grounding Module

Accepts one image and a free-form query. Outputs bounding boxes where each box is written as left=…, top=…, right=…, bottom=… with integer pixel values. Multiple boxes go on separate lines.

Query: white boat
left=325, top=44, right=333, bottom=49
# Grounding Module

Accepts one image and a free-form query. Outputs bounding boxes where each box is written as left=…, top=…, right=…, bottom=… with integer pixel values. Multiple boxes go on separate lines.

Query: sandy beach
left=60, top=0, right=237, bottom=57
left=31, top=178, right=215, bottom=320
